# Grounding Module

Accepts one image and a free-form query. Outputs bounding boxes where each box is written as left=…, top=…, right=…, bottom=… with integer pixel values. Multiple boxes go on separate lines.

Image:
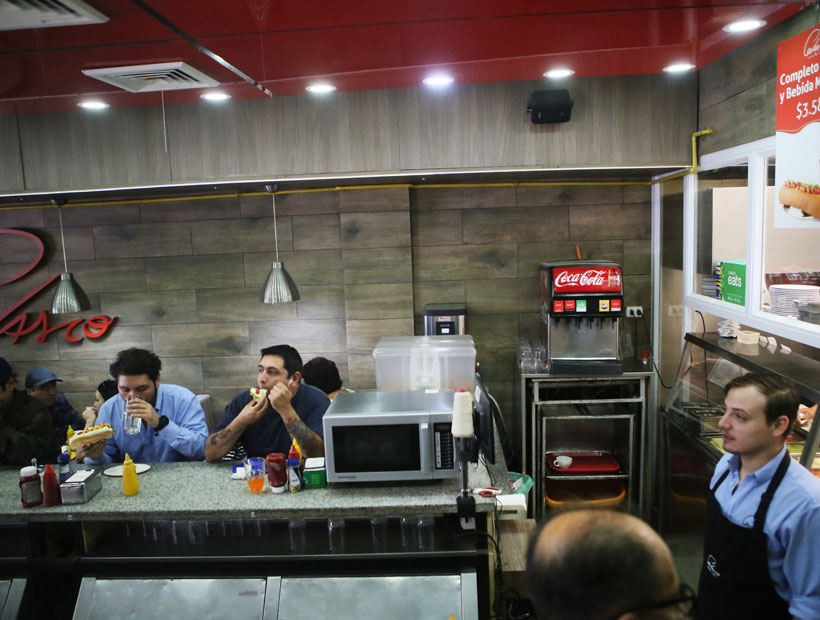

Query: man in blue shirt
left=699, top=373, right=820, bottom=620
left=205, top=345, right=330, bottom=461
left=25, top=366, right=89, bottom=446
left=76, top=348, right=208, bottom=464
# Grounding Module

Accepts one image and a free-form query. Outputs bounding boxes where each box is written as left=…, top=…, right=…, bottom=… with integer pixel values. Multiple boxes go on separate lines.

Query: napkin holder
left=61, top=469, right=102, bottom=504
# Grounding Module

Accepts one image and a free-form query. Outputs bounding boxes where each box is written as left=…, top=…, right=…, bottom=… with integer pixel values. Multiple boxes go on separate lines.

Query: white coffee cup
left=553, top=455, right=573, bottom=469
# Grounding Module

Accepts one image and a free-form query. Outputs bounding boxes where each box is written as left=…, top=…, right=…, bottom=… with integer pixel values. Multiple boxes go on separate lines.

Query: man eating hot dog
left=205, top=344, right=329, bottom=461
left=76, top=348, right=208, bottom=464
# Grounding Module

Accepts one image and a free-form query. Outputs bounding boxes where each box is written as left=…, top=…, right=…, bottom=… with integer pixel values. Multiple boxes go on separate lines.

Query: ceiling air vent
left=0, top=0, right=108, bottom=31
left=81, top=62, right=220, bottom=93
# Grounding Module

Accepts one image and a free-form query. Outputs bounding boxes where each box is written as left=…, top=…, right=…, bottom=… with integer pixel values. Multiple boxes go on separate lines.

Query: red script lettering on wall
left=0, top=228, right=117, bottom=344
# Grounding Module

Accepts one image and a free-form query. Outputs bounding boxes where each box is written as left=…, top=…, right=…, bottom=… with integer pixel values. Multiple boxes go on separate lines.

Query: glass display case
left=660, top=332, right=820, bottom=534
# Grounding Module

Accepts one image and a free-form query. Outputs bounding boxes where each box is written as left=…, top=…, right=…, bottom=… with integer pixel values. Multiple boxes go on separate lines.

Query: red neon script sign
left=0, top=228, right=117, bottom=344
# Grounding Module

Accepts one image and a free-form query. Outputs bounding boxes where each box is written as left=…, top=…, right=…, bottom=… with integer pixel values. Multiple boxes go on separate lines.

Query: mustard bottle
left=122, top=453, right=140, bottom=496
left=66, top=425, right=76, bottom=459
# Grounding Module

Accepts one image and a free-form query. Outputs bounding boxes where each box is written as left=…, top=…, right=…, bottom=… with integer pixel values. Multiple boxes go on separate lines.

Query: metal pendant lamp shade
left=260, top=185, right=299, bottom=304
left=50, top=201, right=91, bottom=314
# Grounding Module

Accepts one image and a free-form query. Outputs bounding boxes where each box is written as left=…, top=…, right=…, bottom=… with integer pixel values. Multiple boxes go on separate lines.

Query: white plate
left=103, top=463, right=151, bottom=477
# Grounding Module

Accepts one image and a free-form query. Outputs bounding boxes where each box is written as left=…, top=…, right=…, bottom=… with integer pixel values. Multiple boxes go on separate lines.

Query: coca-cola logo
left=805, top=29, right=820, bottom=58
left=555, top=269, right=607, bottom=287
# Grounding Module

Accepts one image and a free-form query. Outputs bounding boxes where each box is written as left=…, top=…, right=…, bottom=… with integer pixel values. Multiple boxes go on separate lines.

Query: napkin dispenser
left=60, top=469, right=102, bottom=504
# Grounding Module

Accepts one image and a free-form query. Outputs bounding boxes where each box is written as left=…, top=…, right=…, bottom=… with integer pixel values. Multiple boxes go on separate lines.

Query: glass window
left=695, top=165, right=749, bottom=304
left=763, top=155, right=820, bottom=326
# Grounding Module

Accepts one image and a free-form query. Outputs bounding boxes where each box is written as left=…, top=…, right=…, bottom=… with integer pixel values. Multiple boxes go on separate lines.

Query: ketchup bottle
left=43, top=464, right=62, bottom=507
left=266, top=453, right=287, bottom=494
left=19, top=466, right=42, bottom=508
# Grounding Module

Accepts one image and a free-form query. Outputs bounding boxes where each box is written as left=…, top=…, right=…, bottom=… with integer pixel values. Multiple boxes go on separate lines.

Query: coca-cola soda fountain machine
left=539, top=260, right=624, bottom=375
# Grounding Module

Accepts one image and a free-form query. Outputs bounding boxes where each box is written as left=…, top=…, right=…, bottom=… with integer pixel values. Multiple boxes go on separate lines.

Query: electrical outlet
left=626, top=306, right=644, bottom=318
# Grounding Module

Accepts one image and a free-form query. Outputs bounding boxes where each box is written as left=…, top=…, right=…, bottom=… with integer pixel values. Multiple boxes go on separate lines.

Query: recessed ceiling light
left=723, top=19, right=766, bottom=33
left=543, top=68, right=575, bottom=79
left=422, top=74, right=454, bottom=87
left=306, top=83, right=336, bottom=94
left=77, top=100, right=109, bottom=110
left=663, top=62, right=696, bottom=73
left=200, top=91, right=231, bottom=102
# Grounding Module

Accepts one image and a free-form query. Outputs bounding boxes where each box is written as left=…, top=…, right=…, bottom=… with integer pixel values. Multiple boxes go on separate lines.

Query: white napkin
left=718, top=320, right=740, bottom=338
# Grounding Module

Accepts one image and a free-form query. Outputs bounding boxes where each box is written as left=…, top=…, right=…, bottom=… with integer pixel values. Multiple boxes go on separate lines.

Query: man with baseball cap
left=0, top=357, right=56, bottom=466
left=25, top=366, right=88, bottom=446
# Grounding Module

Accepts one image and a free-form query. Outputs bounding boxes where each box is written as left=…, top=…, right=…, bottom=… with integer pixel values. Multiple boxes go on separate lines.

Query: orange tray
left=544, top=480, right=626, bottom=509
left=546, top=451, right=620, bottom=473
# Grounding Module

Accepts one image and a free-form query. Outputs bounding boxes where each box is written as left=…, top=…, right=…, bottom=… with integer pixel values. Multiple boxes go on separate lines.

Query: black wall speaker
left=527, top=89, right=574, bottom=124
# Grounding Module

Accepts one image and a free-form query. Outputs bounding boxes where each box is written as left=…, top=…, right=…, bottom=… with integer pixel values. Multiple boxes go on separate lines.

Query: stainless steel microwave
left=323, top=390, right=458, bottom=483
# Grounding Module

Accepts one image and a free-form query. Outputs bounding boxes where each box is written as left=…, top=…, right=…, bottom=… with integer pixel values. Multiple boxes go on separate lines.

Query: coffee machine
left=540, top=261, right=624, bottom=375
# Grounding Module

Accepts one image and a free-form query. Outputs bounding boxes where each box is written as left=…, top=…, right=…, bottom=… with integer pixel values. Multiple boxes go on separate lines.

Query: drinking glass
left=328, top=518, right=345, bottom=553
left=244, top=457, right=266, bottom=494
left=289, top=518, right=306, bottom=553
left=123, top=395, right=142, bottom=435
left=400, top=516, right=418, bottom=551
left=417, top=515, right=435, bottom=551
left=370, top=516, right=388, bottom=552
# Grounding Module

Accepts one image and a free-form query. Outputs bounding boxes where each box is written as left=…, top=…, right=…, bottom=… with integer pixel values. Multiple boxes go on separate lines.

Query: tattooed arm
left=269, top=381, right=325, bottom=458
left=204, top=396, right=267, bottom=462
left=285, top=417, right=324, bottom=458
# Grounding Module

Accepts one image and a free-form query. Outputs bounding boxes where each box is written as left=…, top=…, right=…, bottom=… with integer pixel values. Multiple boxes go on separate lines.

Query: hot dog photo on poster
left=775, top=25, right=820, bottom=229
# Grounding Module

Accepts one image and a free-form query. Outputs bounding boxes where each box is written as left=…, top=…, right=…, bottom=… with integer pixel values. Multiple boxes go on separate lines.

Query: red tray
left=546, top=451, right=620, bottom=473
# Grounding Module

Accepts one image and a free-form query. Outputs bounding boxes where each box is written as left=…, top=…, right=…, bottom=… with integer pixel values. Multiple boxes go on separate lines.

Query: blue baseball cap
left=25, top=366, right=62, bottom=388
left=0, top=358, right=12, bottom=385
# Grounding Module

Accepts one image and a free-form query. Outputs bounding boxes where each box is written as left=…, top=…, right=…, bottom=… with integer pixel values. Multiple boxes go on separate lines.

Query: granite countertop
left=0, top=461, right=498, bottom=522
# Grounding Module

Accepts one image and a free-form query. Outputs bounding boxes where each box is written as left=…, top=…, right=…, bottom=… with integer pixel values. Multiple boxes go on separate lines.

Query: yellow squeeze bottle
left=122, top=453, right=140, bottom=496
left=66, top=425, right=76, bottom=459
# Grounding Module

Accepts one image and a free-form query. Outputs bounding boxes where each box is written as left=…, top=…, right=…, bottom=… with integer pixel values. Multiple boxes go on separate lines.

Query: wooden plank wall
left=698, top=8, right=818, bottom=154
left=0, top=182, right=650, bottom=455
left=1, top=74, right=696, bottom=193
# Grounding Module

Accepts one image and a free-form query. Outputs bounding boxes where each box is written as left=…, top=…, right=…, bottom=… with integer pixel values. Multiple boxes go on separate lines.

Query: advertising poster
left=775, top=25, right=820, bottom=229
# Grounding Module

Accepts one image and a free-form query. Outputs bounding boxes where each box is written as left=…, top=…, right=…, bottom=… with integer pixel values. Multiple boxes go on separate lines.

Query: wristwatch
left=155, top=414, right=170, bottom=433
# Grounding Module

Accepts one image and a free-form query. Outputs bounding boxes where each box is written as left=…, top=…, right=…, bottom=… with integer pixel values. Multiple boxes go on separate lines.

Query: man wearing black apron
left=698, top=374, right=820, bottom=620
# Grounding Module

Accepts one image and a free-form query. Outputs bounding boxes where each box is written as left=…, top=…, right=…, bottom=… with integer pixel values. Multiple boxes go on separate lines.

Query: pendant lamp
left=260, top=185, right=300, bottom=303
left=50, top=199, right=91, bottom=314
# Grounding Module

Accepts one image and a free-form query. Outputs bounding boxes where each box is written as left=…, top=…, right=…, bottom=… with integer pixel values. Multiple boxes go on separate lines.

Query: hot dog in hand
left=68, top=423, right=114, bottom=450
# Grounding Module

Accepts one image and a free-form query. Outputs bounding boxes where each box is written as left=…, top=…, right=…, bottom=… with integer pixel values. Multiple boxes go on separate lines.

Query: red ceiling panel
left=0, top=0, right=809, bottom=113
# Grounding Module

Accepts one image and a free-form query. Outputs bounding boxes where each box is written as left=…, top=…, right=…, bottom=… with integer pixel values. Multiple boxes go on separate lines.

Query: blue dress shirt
left=86, top=384, right=208, bottom=463
left=712, top=446, right=820, bottom=619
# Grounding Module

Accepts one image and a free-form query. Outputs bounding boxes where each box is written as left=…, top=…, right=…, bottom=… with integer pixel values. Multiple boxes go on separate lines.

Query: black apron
left=697, top=451, right=792, bottom=620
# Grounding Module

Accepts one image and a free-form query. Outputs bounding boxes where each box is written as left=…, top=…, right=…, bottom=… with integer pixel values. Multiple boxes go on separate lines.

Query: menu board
left=775, top=25, right=820, bottom=229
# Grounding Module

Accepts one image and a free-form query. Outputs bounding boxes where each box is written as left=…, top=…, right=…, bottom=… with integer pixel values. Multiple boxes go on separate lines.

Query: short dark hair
left=724, top=373, right=799, bottom=437
left=109, top=348, right=162, bottom=382
left=526, top=512, right=668, bottom=620
left=97, top=379, right=119, bottom=401
left=302, top=357, right=343, bottom=394
left=260, top=345, right=303, bottom=377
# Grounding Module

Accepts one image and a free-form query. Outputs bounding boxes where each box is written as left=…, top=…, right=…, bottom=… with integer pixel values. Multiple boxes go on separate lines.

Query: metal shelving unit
left=519, top=372, right=651, bottom=520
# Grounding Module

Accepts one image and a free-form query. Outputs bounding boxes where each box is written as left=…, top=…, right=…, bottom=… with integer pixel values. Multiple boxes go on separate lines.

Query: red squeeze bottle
left=43, top=464, right=62, bottom=507
left=266, top=453, right=287, bottom=494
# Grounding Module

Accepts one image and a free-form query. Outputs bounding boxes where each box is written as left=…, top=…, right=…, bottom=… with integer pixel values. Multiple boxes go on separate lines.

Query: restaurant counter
left=0, top=460, right=499, bottom=522
left=0, top=461, right=504, bottom=619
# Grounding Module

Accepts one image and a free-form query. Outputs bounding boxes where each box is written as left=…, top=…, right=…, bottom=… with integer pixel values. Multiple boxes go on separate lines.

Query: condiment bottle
left=43, top=464, right=61, bottom=507
left=266, top=453, right=287, bottom=494
left=19, top=466, right=43, bottom=508
left=122, top=453, right=140, bottom=496
left=57, top=452, right=73, bottom=483
left=287, top=456, right=302, bottom=493
left=66, top=425, right=76, bottom=459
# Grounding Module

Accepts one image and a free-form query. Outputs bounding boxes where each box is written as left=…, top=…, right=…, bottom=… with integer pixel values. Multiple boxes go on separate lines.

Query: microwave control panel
left=434, top=422, right=455, bottom=470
